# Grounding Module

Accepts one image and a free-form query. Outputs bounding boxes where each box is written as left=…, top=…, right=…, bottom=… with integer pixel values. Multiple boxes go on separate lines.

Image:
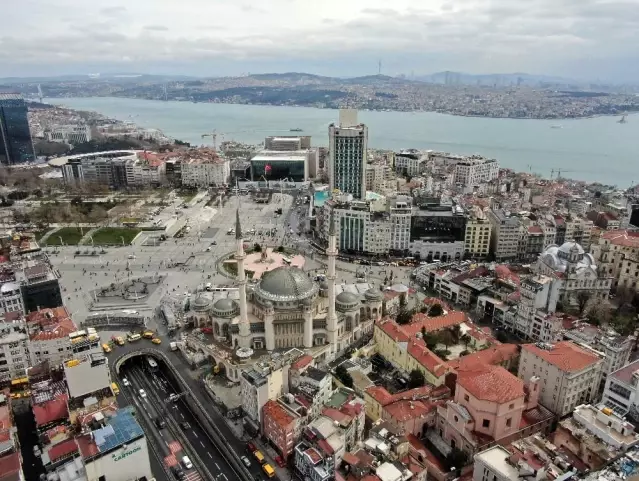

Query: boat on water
left=290, top=128, right=303, bottom=132
left=550, top=125, right=563, bottom=129
left=618, top=115, right=628, bottom=124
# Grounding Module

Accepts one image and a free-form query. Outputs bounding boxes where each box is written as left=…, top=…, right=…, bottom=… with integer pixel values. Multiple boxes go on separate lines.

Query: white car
left=139, top=389, right=147, bottom=399
left=122, top=378, right=130, bottom=387
left=240, top=456, right=251, bottom=468
left=128, top=255, right=136, bottom=259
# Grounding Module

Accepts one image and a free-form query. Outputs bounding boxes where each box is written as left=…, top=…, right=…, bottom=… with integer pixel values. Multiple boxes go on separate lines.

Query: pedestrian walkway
left=79, top=227, right=100, bottom=245
left=39, top=227, right=60, bottom=245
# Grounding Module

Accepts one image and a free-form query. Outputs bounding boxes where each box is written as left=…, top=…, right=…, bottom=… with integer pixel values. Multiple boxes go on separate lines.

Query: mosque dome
left=192, top=295, right=211, bottom=312
left=364, top=288, right=384, bottom=301
left=539, top=241, right=595, bottom=273
left=336, top=291, right=360, bottom=311
left=212, top=298, right=239, bottom=318
left=255, top=267, right=318, bottom=302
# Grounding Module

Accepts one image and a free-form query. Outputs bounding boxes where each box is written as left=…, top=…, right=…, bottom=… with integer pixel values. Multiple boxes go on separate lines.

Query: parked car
left=247, top=441, right=256, bottom=452
left=274, top=455, right=286, bottom=468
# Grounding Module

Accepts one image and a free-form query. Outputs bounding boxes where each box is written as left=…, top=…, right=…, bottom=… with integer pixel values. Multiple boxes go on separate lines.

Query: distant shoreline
left=44, top=95, right=635, bottom=121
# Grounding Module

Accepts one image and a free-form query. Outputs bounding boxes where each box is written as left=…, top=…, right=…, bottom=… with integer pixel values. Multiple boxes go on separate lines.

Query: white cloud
left=2, top=0, right=639, bottom=79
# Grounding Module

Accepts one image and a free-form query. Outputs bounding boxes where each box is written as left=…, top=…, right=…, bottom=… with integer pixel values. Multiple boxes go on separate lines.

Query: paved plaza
left=46, top=191, right=414, bottom=326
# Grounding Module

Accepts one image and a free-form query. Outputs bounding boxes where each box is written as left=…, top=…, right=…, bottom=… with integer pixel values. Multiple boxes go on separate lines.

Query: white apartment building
left=389, top=196, right=411, bottom=252
left=515, top=275, right=560, bottom=341
left=473, top=445, right=532, bottom=481
left=240, top=363, right=289, bottom=430
left=0, top=282, right=24, bottom=315
left=453, top=157, right=499, bottom=188
left=181, top=157, right=230, bottom=187
left=487, top=209, right=522, bottom=261
left=602, top=359, right=639, bottom=419
left=365, top=163, right=391, bottom=192
left=395, top=150, right=424, bottom=177
left=45, top=125, right=91, bottom=144
left=0, top=319, right=30, bottom=383
left=518, top=341, right=603, bottom=417
left=329, top=109, right=367, bottom=200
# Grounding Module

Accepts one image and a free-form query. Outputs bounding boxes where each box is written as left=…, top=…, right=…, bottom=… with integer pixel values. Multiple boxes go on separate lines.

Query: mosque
left=189, top=210, right=382, bottom=359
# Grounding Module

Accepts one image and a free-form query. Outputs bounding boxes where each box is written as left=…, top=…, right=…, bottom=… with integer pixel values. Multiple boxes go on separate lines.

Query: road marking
left=200, top=440, right=205, bottom=448
left=193, top=431, right=198, bottom=438
left=208, top=452, right=213, bottom=459
left=180, top=412, right=185, bottom=419
left=215, top=463, right=220, bottom=470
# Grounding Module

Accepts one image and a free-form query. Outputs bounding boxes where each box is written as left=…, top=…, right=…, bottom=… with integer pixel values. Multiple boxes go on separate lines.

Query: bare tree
left=576, top=291, right=592, bottom=315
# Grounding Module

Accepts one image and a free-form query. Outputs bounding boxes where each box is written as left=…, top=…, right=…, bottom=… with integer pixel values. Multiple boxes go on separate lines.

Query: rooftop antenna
left=378, top=59, right=382, bottom=75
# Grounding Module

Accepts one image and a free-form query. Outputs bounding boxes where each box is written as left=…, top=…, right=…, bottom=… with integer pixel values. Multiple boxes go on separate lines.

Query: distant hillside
left=415, top=71, right=581, bottom=86
left=248, top=72, right=333, bottom=82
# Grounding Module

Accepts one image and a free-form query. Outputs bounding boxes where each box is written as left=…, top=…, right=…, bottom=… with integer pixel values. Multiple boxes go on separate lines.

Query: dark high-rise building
left=0, top=93, right=35, bottom=165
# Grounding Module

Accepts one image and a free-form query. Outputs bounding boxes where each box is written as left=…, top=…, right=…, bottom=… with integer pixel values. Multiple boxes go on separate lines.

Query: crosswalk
left=164, top=454, right=178, bottom=467
left=168, top=441, right=183, bottom=454
left=184, top=471, right=202, bottom=481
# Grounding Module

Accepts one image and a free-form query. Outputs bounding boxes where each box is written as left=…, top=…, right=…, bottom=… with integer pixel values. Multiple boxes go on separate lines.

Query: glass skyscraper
left=0, top=93, right=36, bottom=165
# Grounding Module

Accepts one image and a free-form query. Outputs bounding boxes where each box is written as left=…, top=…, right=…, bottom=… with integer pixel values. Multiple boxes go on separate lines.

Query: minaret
left=326, top=210, right=339, bottom=348
left=235, top=209, right=250, bottom=348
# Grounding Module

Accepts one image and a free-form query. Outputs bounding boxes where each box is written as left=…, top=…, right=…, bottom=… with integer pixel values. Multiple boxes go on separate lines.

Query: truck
left=170, top=342, right=178, bottom=351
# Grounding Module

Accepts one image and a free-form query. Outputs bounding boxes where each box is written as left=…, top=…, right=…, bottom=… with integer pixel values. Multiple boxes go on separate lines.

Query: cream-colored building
left=590, top=229, right=639, bottom=292
left=464, top=207, right=492, bottom=258
left=518, top=341, right=603, bottom=416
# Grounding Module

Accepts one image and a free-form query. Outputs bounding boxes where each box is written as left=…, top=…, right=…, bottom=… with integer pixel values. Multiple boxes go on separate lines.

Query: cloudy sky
left=2, top=0, right=639, bottom=81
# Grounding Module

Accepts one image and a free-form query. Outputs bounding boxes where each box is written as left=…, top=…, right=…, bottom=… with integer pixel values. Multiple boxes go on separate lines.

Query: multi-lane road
left=117, top=353, right=270, bottom=481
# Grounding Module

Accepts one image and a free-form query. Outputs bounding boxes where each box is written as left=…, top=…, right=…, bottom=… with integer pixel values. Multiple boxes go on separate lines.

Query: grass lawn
left=44, top=227, right=84, bottom=246
left=90, top=227, right=142, bottom=245
left=34, top=229, right=52, bottom=242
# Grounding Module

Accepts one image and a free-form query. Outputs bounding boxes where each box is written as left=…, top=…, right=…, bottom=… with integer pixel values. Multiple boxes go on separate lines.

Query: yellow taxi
left=151, top=338, right=162, bottom=345
left=102, top=343, right=112, bottom=353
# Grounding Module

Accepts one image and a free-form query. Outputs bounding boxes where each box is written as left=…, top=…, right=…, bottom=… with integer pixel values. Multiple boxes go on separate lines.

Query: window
left=509, top=403, right=514, bottom=409
left=506, top=418, right=512, bottom=427
left=464, top=394, right=469, bottom=402
left=482, top=419, right=490, bottom=428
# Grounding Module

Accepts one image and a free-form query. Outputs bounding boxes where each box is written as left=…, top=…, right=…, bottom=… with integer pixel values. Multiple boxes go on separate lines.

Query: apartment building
left=464, top=207, right=492, bottom=258
left=591, top=229, right=639, bottom=291
left=389, top=196, right=412, bottom=252
left=44, top=125, right=91, bottom=145
left=395, top=150, right=424, bottom=177
left=262, top=398, right=305, bottom=459
left=602, top=359, right=639, bottom=420
left=518, top=341, right=603, bottom=416
left=487, top=209, right=522, bottom=261
left=453, top=156, right=499, bottom=188
left=26, top=307, right=78, bottom=367
left=180, top=152, right=230, bottom=187
left=0, top=318, right=30, bottom=383
left=240, top=359, right=290, bottom=433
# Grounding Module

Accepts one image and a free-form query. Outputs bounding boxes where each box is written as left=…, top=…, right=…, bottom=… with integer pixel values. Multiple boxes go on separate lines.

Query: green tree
left=460, top=334, right=472, bottom=349
left=335, top=364, right=353, bottom=388
left=428, top=303, right=444, bottom=317
left=445, top=448, right=469, bottom=471
left=424, top=332, right=438, bottom=351
left=495, top=331, right=509, bottom=343
left=396, top=308, right=414, bottom=325
left=420, top=326, right=427, bottom=339
left=253, top=243, right=262, bottom=252
left=437, top=330, right=455, bottom=348
left=408, top=369, right=425, bottom=389
left=399, top=293, right=407, bottom=310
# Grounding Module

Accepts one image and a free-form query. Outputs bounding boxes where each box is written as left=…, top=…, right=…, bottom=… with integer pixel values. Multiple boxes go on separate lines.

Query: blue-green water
left=48, top=97, right=639, bottom=187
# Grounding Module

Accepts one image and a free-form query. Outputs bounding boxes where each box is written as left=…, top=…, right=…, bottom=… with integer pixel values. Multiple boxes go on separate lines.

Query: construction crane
left=201, top=129, right=282, bottom=151
left=201, top=130, right=219, bottom=150
left=550, top=169, right=578, bottom=180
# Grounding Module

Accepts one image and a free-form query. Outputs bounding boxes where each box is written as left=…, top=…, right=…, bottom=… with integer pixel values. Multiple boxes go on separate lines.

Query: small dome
left=212, top=298, right=238, bottom=318
left=192, top=295, right=211, bottom=311
left=558, top=241, right=584, bottom=256
left=336, top=291, right=359, bottom=305
left=320, top=280, right=329, bottom=290
left=364, top=288, right=384, bottom=301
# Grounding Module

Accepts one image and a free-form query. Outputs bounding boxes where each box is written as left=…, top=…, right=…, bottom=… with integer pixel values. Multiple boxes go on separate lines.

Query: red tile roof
left=33, top=394, right=69, bottom=426
left=366, top=384, right=440, bottom=407
left=522, top=341, right=600, bottom=372
left=407, top=339, right=448, bottom=377
left=322, top=407, right=352, bottom=427
left=456, top=364, right=524, bottom=404
left=76, top=433, right=99, bottom=459
left=262, top=400, right=296, bottom=430
left=0, top=452, right=21, bottom=481
left=365, top=386, right=395, bottom=406
left=291, top=355, right=314, bottom=371
left=27, top=306, right=77, bottom=341
left=448, top=344, right=519, bottom=370
left=403, top=311, right=467, bottom=336
left=528, top=225, right=543, bottom=234
left=384, top=399, right=435, bottom=422
left=377, top=320, right=410, bottom=343
left=48, top=438, right=78, bottom=462
left=601, top=229, right=639, bottom=248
